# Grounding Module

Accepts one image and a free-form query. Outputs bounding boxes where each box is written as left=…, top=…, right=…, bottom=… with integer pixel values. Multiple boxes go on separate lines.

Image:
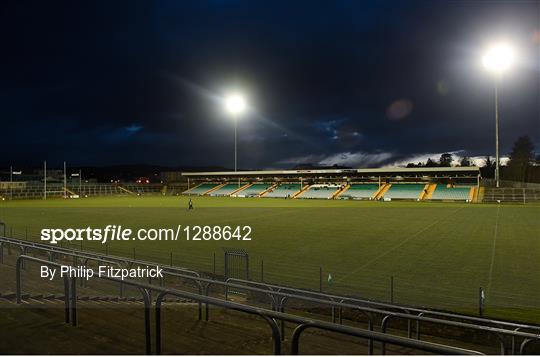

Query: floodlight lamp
left=225, top=94, right=246, bottom=115
left=482, top=44, right=514, bottom=72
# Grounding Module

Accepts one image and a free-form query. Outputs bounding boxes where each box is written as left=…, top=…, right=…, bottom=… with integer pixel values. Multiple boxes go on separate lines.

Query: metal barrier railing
left=54, top=260, right=536, bottom=355
left=226, top=278, right=540, bottom=354
left=107, top=265, right=540, bottom=355
left=3, top=233, right=538, bottom=336
left=164, top=272, right=540, bottom=355
left=227, top=278, right=540, bottom=332
left=14, top=255, right=483, bottom=355
left=4, top=236, right=540, bottom=354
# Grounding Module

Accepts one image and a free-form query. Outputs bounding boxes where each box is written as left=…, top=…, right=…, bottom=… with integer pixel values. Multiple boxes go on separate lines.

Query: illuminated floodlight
left=481, top=41, right=515, bottom=188
left=482, top=44, right=514, bottom=72
left=225, top=94, right=246, bottom=115
left=223, top=92, right=248, bottom=174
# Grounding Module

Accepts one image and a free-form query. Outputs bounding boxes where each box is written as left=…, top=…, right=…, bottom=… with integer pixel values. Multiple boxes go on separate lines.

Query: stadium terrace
left=181, top=167, right=481, bottom=202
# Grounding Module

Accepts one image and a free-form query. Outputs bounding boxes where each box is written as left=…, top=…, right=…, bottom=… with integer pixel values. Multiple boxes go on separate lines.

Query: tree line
left=405, top=135, right=539, bottom=183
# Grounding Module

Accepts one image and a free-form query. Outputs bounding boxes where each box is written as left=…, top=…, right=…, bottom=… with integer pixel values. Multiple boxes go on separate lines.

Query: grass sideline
left=0, top=196, right=539, bottom=323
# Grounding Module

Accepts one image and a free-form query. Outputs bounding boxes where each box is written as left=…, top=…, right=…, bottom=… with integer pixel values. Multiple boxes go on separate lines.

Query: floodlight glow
left=482, top=44, right=514, bottom=72
left=225, top=94, right=246, bottom=115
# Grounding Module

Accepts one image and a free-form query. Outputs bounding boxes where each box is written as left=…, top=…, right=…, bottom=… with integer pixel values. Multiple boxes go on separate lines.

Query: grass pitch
left=0, top=196, right=539, bottom=323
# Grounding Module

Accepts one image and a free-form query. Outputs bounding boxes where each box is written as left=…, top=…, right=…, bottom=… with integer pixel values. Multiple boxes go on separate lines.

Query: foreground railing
left=227, top=277, right=540, bottom=333
left=15, top=255, right=484, bottom=355
left=226, top=278, right=540, bottom=354
left=4, top=235, right=540, bottom=354
left=163, top=272, right=540, bottom=355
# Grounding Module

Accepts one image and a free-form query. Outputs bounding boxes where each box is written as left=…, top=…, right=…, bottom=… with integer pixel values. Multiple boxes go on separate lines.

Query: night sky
left=1, top=0, right=539, bottom=169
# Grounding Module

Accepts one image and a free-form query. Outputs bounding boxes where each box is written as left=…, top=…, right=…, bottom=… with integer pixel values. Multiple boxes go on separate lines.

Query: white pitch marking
left=486, top=205, right=501, bottom=296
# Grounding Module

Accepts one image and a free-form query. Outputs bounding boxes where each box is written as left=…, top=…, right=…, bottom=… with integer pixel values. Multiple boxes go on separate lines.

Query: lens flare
left=386, top=99, right=413, bottom=120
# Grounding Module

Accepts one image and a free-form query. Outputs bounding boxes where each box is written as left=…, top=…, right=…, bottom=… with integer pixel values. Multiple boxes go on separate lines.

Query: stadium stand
left=263, top=183, right=301, bottom=198
left=183, top=183, right=220, bottom=195
left=209, top=183, right=245, bottom=196
left=300, top=184, right=341, bottom=199
left=181, top=168, right=481, bottom=202
left=383, top=183, right=424, bottom=200
left=431, top=185, right=472, bottom=201
left=339, top=183, right=380, bottom=200
left=233, top=183, right=272, bottom=197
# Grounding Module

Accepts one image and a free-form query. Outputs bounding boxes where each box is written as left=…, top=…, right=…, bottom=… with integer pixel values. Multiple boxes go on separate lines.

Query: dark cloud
left=0, top=0, right=538, bottom=169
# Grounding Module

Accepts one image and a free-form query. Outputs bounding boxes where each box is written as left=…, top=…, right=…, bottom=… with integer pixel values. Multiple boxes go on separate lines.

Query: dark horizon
left=1, top=0, right=539, bottom=169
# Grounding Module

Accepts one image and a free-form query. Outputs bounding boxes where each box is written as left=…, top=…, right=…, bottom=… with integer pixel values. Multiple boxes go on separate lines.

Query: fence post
left=390, top=276, right=394, bottom=304
left=479, top=287, right=485, bottom=316
left=224, top=252, right=228, bottom=278
left=319, top=267, right=322, bottom=292
left=261, top=259, right=264, bottom=282
left=25, top=227, right=28, bottom=241
left=246, top=254, right=250, bottom=280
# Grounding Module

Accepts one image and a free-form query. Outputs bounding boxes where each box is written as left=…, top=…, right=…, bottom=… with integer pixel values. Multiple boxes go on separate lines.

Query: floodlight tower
left=225, top=94, right=247, bottom=174
left=482, top=43, right=514, bottom=188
